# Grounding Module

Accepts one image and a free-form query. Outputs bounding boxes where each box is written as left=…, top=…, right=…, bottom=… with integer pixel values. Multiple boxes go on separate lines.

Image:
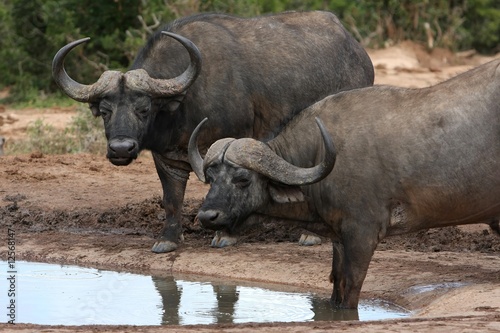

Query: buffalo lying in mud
left=189, top=59, right=500, bottom=309
left=52, top=11, right=374, bottom=253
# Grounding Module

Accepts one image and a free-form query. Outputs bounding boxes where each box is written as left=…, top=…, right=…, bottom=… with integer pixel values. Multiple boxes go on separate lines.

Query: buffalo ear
left=268, top=183, right=305, bottom=203
left=89, top=103, right=101, bottom=117
left=166, top=91, right=187, bottom=112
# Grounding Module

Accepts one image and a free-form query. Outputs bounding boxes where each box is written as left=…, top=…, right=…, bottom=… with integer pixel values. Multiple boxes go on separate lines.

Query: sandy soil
left=0, top=42, right=499, bottom=332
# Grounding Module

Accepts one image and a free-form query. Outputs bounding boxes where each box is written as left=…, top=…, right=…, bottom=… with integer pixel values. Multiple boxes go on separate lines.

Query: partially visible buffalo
left=52, top=11, right=374, bottom=253
left=189, top=59, right=500, bottom=309
left=0, top=136, right=5, bottom=156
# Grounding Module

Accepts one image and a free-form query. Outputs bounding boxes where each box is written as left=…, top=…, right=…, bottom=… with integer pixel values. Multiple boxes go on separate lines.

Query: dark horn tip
left=52, top=37, right=91, bottom=68
left=161, top=31, right=181, bottom=38
left=160, top=32, right=201, bottom=56
left=199, top=117, right=209, bottom=126
left=161, top=31, right=185, bottom=43
left=188, top=117, right=209, bottom=183
left=314, top=116, right=336, bottom=171
left=70, top=37, right=91, bottom=50
left=62, top=37, right=91, bottom=50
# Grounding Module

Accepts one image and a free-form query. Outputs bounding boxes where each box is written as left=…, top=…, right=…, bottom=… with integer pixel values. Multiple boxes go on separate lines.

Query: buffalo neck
left=257, top=200, right=334, bottom=237
left=259, top=199, right=316, bottom=222
left=146, top=104, right=187, bottom=154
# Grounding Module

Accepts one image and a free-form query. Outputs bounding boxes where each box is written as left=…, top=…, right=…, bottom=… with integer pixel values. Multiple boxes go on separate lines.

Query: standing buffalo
left=52, top=11, right=374, bottom=253
left=189, top=59, right=500, bottom=309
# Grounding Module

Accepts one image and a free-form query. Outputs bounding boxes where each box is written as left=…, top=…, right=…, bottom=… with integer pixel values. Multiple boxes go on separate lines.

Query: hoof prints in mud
left=1, top=196, right=167, bottom=237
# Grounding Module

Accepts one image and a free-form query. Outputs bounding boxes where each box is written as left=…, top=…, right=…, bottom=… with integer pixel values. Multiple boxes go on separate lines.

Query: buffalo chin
left=108, top=157, right=135, bottom=166
left=200, top=220, right=228, bottom=231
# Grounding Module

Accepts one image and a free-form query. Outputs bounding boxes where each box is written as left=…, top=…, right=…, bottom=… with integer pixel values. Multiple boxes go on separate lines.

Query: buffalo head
left=188, top=118, right=336, bottom=231
left=52, top=32, right=202, bottom=166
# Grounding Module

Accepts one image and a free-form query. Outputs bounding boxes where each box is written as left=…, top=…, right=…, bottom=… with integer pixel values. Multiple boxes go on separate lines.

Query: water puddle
left=1, top=261, right=409, bottom=325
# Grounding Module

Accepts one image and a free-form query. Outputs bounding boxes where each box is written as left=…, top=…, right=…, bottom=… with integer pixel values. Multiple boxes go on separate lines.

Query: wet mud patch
left=1, top=194, right=498, bottom=254
left=379, top=226, right=500, bottom=253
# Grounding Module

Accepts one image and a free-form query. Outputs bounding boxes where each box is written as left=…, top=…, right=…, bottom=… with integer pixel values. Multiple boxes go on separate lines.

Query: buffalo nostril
left=209, top=211, right=218, bottom=221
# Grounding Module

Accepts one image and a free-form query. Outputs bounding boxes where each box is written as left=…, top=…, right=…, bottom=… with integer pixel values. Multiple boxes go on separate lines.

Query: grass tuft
left=5, top=105, right=107, bottom=155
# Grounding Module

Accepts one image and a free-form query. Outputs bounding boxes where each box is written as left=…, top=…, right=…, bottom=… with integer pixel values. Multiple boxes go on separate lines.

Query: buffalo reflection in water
left=151, top=276, right=359, bottom=325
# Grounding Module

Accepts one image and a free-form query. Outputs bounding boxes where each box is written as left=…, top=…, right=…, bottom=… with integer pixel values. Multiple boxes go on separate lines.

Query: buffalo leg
left=151, top=153, right=191, bottom=253
left=338, top=219, right=379, bottom=309
left=330, top=240, right=345, bottom=307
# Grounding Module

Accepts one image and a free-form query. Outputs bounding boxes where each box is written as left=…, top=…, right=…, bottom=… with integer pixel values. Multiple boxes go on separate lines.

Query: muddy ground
left=0, top=42, right=499, bottom=332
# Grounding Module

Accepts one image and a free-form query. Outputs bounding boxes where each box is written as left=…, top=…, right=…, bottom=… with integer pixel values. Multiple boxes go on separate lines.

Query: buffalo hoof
left=298, top=233, right=322, bottom=246
left=151, top=240, right=178, bottom=253
left=211, top=230, right=238, bottom=248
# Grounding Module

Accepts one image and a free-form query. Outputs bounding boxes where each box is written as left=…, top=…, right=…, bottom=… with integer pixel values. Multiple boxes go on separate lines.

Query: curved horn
left=188, top=118, right=208, bottom=182
left=158, top=32, right=202, bottom=95
left=125, top=32, right=202, bottom=97
left=52, top=38, right=121, bottom=102
left=225, top=117, right=336, bottom=186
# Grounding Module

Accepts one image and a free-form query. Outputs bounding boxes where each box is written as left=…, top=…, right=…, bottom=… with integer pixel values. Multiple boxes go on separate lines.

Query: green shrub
left=462, top=0, right=500, bottom=53
left=0, top=0, right=499, bottom=103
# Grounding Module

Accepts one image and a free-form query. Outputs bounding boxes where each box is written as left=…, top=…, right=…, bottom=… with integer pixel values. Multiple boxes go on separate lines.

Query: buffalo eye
left=99, top=106, right=112, bottom=121
left=233, top=176, right=251, bottom=188
left=204, top=167, right=216, bottom=183
left=135, top=106, right=150, bottom=119
left=205, top=173, right=214, bottom=183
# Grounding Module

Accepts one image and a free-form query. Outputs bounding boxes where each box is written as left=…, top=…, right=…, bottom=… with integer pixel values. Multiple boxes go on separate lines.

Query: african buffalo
left=189, top=59, right=500, bottom=309
left=0, top=136, right=5, bottom=156
left=52, top=11, right=374, bottom=253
